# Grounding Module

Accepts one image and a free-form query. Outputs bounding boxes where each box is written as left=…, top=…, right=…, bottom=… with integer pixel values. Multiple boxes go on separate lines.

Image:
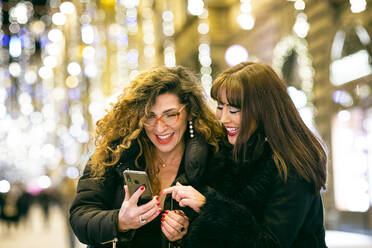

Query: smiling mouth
left=156, top=133, right=174, bottom=144
left=225, top=127, right=239, bottom=136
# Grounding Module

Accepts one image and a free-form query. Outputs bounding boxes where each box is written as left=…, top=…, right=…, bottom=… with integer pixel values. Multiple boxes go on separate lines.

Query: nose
left=153, top=119, right=167, bottom=132
left=219, top=108, right=230, bottom=124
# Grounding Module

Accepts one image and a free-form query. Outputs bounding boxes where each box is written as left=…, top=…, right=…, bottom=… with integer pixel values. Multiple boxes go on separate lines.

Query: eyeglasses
left=143, top=105, right=186, bottom=127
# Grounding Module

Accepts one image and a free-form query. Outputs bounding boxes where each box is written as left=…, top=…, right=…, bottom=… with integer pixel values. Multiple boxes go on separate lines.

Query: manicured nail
left=161, top=214, right=165, bottom=218
left=140, top=186, right=145, bottom=190
left=159, top=190, right=163, bottom=194
left=156, top=196, right=159, bottom=201
left=165, top=210, right=169, bottom=214
left=161, top=218, right=164, bottom=222
left=157, top=202, right=160, bottom=206
left=159, top=208, right=162, bottom=213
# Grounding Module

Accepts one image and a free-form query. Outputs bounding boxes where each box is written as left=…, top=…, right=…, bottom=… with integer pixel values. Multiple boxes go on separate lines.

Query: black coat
left=183, top=130, right=327, bottom=248
left=69, top=136, right=229, bottom=248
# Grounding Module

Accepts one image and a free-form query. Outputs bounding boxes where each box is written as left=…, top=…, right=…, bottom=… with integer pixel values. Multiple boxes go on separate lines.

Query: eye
left=165, top=112, right=178, bottom=118
left=229, top=107, right=240, bottom=114
left=216, top=104, right=223, bottom=110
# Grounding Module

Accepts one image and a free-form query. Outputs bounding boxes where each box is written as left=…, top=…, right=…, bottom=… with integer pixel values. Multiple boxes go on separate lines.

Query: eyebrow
left=149, top=107, right=179, bottom=115
left=217, top=101, right=234, bottom=107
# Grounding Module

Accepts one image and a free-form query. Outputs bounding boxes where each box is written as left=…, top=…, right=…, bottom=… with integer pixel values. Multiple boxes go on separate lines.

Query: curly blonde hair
left=89, top=66, right=224, bottom=193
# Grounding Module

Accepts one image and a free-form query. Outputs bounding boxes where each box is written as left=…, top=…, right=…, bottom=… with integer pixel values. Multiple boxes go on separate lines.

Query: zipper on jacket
left=112, top=237, right=118, bottom=248
left=100, top=237, right=118, bottom=246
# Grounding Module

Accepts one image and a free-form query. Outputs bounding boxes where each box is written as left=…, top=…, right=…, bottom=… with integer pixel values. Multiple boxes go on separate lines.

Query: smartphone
left=123, top=169, right=153, bottom=203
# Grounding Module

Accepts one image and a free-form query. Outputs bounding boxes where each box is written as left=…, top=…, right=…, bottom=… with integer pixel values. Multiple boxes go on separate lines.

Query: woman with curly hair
left=162, top=62, right=328, bottom=248
left=69, top=66, right=227, bottom=248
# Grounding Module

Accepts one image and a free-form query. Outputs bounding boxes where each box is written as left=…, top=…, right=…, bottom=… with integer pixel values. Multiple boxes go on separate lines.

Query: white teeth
left=226, top=127, right=238, bottom=132
left=157, top=134, right=172, bottom=139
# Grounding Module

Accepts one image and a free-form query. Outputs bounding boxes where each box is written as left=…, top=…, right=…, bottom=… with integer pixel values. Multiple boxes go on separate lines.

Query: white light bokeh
left=293, top=13, right=309, bottom=38
left=38, top=175, right=52, bottom=189
left=225, top=45, right=248, bottom=66
left=287, top=86, right=307, bottom=109
left=60, top=1, right=75, bottom=15
left=67, top=62, right=82, bottom=76
left=48, top=29, right=63, bottom=42
left=350, top=0, right=366, bottom=13
left=9, top=62, right=22, bottom=77
left=38, top=66, right=54, bottom=80
left=52, top=12, right=67, bottom=26
left=188, top=0, right=204, bottom=16
left=0, top=180, right=11, bottom=193
left=43, top=55, right=58, bottom=68
left=237, top=14, right=255, bottom=30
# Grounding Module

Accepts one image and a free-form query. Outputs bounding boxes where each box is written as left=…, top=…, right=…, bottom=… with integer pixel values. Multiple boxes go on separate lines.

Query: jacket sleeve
left=183, top=173, right=317, bottom=248
left=261, top=173, right=317, bottom=247
left=183, top=186, right=281, bottom=248
left=69, top=165, right=135, bottom=246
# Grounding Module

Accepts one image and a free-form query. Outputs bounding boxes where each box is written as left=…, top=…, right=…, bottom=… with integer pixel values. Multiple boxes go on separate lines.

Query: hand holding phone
left=118, top=172, right=160, bottom=232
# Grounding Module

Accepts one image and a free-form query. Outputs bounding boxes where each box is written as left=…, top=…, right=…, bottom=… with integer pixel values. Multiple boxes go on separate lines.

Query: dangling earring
left=189, top=120, right=194, bottom=138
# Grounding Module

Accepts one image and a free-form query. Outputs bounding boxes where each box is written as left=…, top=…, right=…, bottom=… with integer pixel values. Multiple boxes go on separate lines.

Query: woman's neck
left=156, top=142, right=185, bottom=168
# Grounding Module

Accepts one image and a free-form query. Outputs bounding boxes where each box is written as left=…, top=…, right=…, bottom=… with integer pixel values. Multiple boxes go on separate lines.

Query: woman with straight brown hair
left=162, top=62, right=328, bottom=247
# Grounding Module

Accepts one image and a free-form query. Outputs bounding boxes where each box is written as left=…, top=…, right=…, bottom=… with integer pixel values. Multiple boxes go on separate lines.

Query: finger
left=161, top=222, right=176, bottom=241
left=129, top=185, right=146, bottom=204
left=174, top=210, right=186, bottom=217
left=172, top=188, right=177, bottom=200
left=137, top=198, right=158, bottom=214
left=163, top=213, right=185, bottom=233
left=176, top=181, right=183, bottom=186
left=162, top=218, right=180, bottom=241
left=175, top=190, right=185, bottom=202
left=123, top=185, right=130, bottom=202
left=160, top=186, right=177, bottom=195
left=145, top=207, right=162, bottom=223
left=166, top=211, right=187, bottom=226
left=179, top=198, right=193, bottom=208
left=140, top=205, right=160, bottom=222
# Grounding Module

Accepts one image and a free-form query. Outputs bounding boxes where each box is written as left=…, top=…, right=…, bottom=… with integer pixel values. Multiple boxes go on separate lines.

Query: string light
left=141, top=0, right=156, bottom=67
left=197, top=7, right=213, bottom=95
left=162, top=6, right=176, bottom=68
left=237, top=0, right=255, bottom=30
left=273, top=1, right=315, bottom=135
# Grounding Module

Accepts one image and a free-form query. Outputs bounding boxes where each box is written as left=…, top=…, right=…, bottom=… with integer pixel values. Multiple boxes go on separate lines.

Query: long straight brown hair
left=211, top=62, right=327, bottom=192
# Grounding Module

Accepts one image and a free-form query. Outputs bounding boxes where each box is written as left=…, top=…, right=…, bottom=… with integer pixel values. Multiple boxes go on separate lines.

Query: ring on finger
left=139, top=215, right=146, bottom=224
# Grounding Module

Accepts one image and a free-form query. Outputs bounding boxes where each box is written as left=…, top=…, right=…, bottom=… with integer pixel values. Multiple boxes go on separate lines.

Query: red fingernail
left=161, top=218, right=164, bottom=222
left=156, top=196, right=159, bottom=201
left=161, top=223, right=163, bottom=227
left=161, top=214, right=165, bottom=218
left=157, top=202, right=160, bottom=206
left=140, top=186, right=145, bottom=190
left=159, top=209, right=162, bottom=213
left=165, top=210, right=169, bottom=214
left=159, top=190, right=163, bottom=194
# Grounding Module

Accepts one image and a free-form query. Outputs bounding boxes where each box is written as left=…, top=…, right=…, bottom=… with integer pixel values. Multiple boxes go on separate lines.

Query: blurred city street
left=1, top=203, right=372, bottom=248
left=0, top=204, right=84, bottom=248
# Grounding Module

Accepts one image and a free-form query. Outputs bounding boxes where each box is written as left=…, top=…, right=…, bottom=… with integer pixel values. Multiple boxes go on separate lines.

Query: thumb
left=176, top=181, right=183, bottom=186
left=124, top=185, right=130, bottom=201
